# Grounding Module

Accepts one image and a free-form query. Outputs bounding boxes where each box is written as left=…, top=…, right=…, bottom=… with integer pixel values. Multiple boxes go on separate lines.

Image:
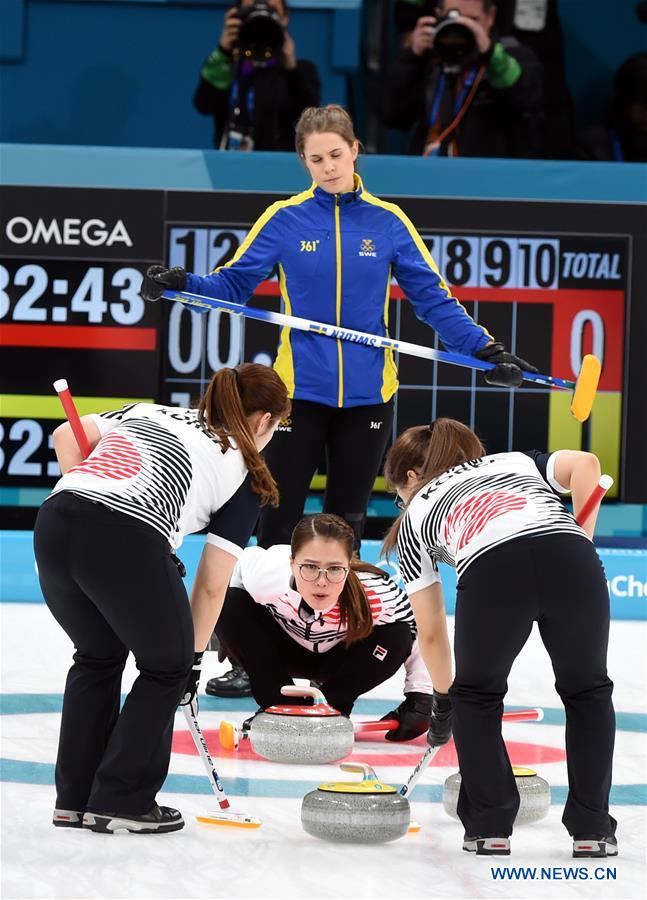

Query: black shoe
left=205, top=666, right=252, bottom=698
left=573, top=834, right=618, bottom=858
left=463, top=835, right=511, bottom=855
left=53, top=808, right=84, bottom=828
left=83, top=804, right=184, bottom=834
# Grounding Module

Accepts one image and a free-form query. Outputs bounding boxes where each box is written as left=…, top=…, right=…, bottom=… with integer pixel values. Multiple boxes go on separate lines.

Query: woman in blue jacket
left=143, top=104, right=534, bottom=552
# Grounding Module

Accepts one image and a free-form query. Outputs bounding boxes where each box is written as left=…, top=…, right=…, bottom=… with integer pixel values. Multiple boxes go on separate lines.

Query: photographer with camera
left=379, top=0, right=543, bottom=158
left=193, top=0, right=320, bottom=150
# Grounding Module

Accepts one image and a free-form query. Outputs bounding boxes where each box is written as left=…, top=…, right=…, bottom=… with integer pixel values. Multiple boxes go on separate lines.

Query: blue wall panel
left=0, top=0, right=26, bottom=61
left=4, top=531, right=646, bottom=618
left=559, top=0, right=646, bottom=124
left=1, top=143, right=645, bottom=203
left=0, top=0, right=356, bottom=148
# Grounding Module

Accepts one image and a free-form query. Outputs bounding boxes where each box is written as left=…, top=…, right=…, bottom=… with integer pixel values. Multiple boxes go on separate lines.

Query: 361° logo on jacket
left=359, top=238, right=377, bottom=258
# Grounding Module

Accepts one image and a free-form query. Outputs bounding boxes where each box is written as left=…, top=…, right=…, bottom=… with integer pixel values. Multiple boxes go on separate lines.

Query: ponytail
left=382, top=418, right=485, bottom=557
left=291, top=514, right=391, bottom=646
left=198, top=363, right=290, bottom=507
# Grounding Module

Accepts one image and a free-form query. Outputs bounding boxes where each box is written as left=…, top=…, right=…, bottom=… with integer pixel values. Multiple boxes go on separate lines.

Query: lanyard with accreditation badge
left=424, top=64, right=484, bottom=158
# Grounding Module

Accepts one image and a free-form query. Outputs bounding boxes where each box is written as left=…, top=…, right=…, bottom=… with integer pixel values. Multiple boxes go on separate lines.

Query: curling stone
left=249, top=685, right=355, bottom=764
left=302, top=763, right=411, bottom=844
left=443, top=767, right=550, bottom=824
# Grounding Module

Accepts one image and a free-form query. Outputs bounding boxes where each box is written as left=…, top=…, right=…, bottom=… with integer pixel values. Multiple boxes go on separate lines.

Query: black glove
left=427, top=689, right=453, bottom=747
left=180, top=651, right=204, bottom=708
left=140, top=265, right=186, bottom=302
left=475, top=341, right=538, bottom=388
left=381, top=691, right=433, bottom=742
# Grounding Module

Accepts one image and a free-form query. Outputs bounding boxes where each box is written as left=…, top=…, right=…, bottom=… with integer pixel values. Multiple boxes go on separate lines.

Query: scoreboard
left=163, top=223, right=626, bottom=493
left=0, top=184, right=639, bottom=525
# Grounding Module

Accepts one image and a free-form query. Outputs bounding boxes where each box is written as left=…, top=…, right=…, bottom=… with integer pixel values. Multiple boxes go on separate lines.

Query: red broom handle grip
left=354, top=719, right=398, bottom=734
left=502, top=708, right=543, bottom=723
left=53, top=379, right=91, bottom=459
left=355, top=708, right=541, bottom=736
left=576, top=475, right=614, bottom=529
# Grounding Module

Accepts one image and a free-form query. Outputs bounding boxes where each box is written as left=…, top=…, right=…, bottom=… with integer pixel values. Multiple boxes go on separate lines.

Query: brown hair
left=295, top=104, right=361, bottom=161
left=198, top=363, right=290, bottom=507
left=291, top=513, right=388, bottom=646
left=382, top=418, right=486, bottom=555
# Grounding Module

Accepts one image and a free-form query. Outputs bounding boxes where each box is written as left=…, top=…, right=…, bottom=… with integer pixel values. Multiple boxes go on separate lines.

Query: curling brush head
left=571, top=355, right=601, bottom=422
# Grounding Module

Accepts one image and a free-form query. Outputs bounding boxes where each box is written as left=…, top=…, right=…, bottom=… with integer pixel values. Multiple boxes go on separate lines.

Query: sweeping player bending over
left=383, top=418, right=616, bottom=858
left=212, top=512, right=451, bottom=742
left=34, top=364, right=289, bottom=835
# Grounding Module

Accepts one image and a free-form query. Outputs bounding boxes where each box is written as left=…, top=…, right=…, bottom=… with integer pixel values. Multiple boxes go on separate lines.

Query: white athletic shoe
left=463, top=835, right=511, bottom=855
left=573, top=835, right=618, bottom=858
left=83, top=804, right=184, bottom=834
left=53, top=808, right=84, bottom=828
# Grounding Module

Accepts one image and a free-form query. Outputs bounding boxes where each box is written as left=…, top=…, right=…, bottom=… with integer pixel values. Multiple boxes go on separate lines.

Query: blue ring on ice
left=1, top=694, right=645, bottom=804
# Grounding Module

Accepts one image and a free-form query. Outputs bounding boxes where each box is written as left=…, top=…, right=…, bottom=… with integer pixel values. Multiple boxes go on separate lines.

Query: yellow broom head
left=196, top=812, right=262, bottom=828
left=571, top=355, right=601, bottom=422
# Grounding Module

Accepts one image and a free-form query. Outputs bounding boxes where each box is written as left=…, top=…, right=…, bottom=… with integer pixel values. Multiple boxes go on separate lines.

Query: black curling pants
left=449, top=533, right=616, bottom=839
left=257, top=398, right=393, bottom=549
left=216, top=587, right=413, bottom=715
left=33, top=492, right=194, bottom=816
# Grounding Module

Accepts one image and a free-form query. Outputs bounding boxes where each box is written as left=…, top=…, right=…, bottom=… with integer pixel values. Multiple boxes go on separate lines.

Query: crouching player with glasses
left=213, top=512, right=452, bottom=741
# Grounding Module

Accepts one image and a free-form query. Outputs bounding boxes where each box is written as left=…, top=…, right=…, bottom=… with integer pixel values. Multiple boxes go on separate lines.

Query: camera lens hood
left=434, top=10, right=477, bottom=67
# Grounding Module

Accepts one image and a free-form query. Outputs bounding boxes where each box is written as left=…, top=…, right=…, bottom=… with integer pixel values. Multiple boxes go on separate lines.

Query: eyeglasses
left=295, top=563, right=349, bottom=584
left=394, top=495, right=406, bottom=510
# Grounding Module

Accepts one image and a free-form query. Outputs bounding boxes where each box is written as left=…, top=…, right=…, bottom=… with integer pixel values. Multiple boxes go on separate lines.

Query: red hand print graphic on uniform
left=323, top=603, right=342, bottom=625
left=443, top=490, right=528, bottom=551
left=364, top=587, right=384, bottom=622
left=323, top=586, right=383, bottom=625
left=68, top=432, right=143, bottom=480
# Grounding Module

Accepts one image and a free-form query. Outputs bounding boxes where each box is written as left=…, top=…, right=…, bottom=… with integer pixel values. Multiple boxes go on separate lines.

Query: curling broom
left=158, top=289, right=601, bottom=423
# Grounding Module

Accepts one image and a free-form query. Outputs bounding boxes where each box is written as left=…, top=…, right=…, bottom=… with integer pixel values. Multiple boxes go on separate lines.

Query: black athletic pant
left=33, top=493, right=194, bottom=816
left=449, top=533, right=616, bottom=838
left=217, top=587, right=413, bottom=715
left=257, top=398, right=393, bottom=549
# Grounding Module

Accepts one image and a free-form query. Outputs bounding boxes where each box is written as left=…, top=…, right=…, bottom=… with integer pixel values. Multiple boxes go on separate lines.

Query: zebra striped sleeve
left=396, top=512, right=440, bottom=593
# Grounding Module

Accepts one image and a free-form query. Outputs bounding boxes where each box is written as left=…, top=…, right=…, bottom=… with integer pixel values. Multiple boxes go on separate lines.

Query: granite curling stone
left=302, top=763, right=411, bottom=843
left=249, top=685, right=355, bottom=764
left=443, top=766, right=550, bottom=824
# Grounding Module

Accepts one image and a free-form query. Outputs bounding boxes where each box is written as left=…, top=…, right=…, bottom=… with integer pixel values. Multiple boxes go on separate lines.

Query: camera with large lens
left=433, top=8, right=478, bottom=68
left=237, top=1, right=285, bottom=63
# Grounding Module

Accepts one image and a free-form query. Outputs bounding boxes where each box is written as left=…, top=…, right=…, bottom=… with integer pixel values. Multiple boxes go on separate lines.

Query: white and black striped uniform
left=229, top=544, right=433, bottom=694
left=34, top=402, right=266, bottom=816
left=396, top=449, right=616, bottom=840
left=49, top=403, right=259, bottom=555
left=231, top=544, right=417, bottom=652
left=398, top=450, right=585, bottom=592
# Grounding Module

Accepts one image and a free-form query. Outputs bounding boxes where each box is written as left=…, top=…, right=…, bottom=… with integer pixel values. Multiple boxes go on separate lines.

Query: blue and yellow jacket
left=185, top=175, right=491, bottom=408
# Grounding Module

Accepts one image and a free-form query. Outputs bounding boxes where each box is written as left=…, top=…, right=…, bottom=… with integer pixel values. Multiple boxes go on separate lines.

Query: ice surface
left=1, top=604, right=645, bottom=899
